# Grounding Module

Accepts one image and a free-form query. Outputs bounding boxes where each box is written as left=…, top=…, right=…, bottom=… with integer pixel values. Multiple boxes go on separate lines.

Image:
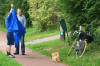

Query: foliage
left=94, top=27, right=100, bottom=45
left=0, top=0, right=9, bottom=27
left=27, top=0, right=59, bottom=31
left=56, top=0, right=100, bottom=32
left=0, top=51, right=21, bottom=66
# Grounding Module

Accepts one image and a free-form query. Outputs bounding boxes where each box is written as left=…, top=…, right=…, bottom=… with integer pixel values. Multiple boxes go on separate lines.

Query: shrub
left=28, top=0, right=59, bottom=31
left=56, top=0, right=100, bottom=33
left=94, top=27, right=100, bottom=45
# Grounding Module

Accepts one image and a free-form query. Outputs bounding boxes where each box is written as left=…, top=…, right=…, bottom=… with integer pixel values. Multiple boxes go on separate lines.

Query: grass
left=0, top=27, right=7, bottom=32
left=0, top=51, right=21, bottom=66
left=27, top=39, right=100, bottom=66
left=25, top=28, right=59, bottom=41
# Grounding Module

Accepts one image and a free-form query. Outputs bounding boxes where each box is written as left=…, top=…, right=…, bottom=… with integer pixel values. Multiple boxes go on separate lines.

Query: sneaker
left=7, top=54, right=15, bottom=58
left=14, top=53, right=19, bottom=55
left=22, top=53, right=25, bottom=55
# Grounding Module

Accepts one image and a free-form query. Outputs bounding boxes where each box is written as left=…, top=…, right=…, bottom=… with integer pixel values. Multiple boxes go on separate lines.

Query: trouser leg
left=15, top=43, right=19, bottom=53
left=21, top=35, right=25, bottom=53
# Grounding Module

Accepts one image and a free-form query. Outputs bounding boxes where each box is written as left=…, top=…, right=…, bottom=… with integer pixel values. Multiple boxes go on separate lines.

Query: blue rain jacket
left=5, top=8, right=26, bottom=48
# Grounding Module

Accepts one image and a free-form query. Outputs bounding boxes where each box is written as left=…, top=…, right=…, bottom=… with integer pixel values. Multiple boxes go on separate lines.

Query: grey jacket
left=17, top=15, right=26, bottom=28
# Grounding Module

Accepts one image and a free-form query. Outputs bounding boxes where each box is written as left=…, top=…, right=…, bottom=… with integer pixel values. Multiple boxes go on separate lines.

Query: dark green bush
left=57, top=0, right=100, bottom=33
left=94, top=27, right=100, bottom=45
left=28, top=0, right=59, bottom=31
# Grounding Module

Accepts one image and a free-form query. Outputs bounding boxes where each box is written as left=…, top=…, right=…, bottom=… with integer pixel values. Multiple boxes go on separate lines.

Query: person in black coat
left=59, top=18, right=67, bottom=42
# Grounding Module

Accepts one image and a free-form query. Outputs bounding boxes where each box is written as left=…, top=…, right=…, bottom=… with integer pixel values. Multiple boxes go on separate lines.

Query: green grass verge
left=0, top=51, right=21, bottom=66
left=25, top=28, right=59, bottom=41
left=0, top=27, right=7, bottom=32
left=27, top=39, right=100, bottom=66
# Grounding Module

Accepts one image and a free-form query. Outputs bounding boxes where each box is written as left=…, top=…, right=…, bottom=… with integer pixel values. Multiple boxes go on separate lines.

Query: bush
left=56, top=0, right=100, bottom=33
left=28, top=0, right=59, bottom=31
left=94, top=27, right=100, bottom=45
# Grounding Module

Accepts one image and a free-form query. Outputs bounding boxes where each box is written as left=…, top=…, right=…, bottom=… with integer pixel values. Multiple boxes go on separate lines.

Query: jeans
left=15, top=35, right=25, bottom=53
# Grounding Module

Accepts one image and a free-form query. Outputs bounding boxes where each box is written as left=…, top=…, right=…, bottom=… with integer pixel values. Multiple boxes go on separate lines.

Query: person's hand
left=11, top=4, right=14, bottom=8
left=10, top=8, right=12, bottom=13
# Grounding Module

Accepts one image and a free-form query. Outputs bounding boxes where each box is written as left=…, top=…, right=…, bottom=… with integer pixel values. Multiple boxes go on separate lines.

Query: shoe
left=7, top=54, right=15, bottom=58
left=14, top=53, right=19, bottom=55
left=22, top=53, right=25, bottom=55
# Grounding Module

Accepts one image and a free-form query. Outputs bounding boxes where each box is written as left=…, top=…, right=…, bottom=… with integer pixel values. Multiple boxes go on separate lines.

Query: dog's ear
left=51, top=49, right=53, bottom=54
left=56, top=49, right=59, bottom=52
left=56, top=49, right=59, bottom=56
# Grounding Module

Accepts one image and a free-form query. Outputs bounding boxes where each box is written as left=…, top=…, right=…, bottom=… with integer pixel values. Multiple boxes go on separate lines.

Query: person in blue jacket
left=5, top=4, right=26, bottom=58
left=5, top=4, right=15, bottom=58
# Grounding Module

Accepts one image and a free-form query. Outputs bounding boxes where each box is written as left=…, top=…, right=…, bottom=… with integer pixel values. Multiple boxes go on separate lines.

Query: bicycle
left=68, top=26, right=93, bottom=58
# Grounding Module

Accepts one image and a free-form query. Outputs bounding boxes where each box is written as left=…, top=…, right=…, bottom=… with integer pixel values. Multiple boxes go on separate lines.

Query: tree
left=57, top=0, right=100, bottom=32
left=0, top=0, right=9, bottom=27
left=28, top=0, right=59, bottom=31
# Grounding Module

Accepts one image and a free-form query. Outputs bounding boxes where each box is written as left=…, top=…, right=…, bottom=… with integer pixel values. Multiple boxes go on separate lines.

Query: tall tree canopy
left=28, top=0, right=59, bottom=31
left=56, top=0, right=100, bottom=32
left=0, top=0, right=9, bottom=27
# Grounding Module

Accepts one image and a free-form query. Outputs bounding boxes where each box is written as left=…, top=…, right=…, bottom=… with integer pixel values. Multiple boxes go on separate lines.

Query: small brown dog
left=51, top=49, right=60, bottom=62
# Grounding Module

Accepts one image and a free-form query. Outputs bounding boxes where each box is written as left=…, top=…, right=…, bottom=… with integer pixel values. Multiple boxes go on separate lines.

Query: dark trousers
left=15, top=35, right=25, bottom=53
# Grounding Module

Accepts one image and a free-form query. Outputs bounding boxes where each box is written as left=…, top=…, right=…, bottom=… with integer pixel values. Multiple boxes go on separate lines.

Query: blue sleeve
left=7, top=12, right=12, bottom=19
left=12, top=8, right=16, bottom=16
left=5, top=12, right=12, bottom=28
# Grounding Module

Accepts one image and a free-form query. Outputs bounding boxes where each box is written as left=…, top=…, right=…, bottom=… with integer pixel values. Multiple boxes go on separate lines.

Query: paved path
left=0, top=31, right=66, bottom=66
left=25, top=35, right=60, bottom=44
left=25, top=33, right=70, bottom=45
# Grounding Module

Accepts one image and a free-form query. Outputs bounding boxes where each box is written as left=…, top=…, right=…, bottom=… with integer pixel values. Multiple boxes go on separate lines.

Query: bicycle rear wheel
left=68, top=39, right=87, bottom=58
left=68, top=39, right=76, bottom=56
left=80, top=40, right=87, bottom=57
